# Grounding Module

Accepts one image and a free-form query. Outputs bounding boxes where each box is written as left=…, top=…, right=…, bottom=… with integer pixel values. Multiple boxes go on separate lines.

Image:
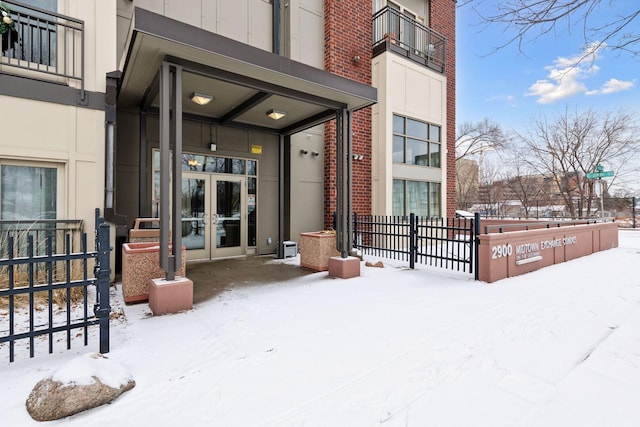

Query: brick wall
left=323, top=0, right=372, bottom=229
left=430, top=0, right=457, bottom=218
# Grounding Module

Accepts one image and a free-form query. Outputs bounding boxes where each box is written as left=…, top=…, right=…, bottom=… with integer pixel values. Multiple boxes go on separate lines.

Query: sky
left=456, top=1, right=639, bottom=135
left=3, top=230, right=640, bottom=426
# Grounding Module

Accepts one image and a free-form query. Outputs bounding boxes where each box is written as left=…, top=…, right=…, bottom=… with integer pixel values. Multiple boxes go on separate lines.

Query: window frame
left=0, top=159, right=65, bottom=221
left=392, top=179, right=441, bottom=218
left=392, top=114, right=441, bottom=168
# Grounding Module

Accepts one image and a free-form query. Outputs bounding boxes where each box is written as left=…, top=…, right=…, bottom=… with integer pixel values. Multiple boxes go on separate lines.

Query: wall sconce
left=352, top=154, right=364, bottom=161
left=300, top=149, right=308, bottom=155
left=189, top=92, right=213, bottom=105
left=311, top=151, right=320, bottom=157
left=267, top=109, right=287, bottom=120
left=352, top=55, right=360, bottom=64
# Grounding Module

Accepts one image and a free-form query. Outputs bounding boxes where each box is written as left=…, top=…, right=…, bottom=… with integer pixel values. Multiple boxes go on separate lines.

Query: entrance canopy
left=118, top=8, right=376, bottom=134
left=117, top=8, right=377, bottom=278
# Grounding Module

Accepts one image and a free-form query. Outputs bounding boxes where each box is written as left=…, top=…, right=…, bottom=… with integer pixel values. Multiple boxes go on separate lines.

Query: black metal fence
left=0, top=209, right=111, bottom=363
left=458, top=196, right=639, bottom=227
left=0, top=219, right=84, bottom=258
left=353, top=213, right=479, bottom=279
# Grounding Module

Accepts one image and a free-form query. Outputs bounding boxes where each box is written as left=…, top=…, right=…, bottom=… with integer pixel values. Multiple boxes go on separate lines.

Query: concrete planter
left=299, top=231, right=340, bottom=271
left=121, top=242, right=186, bottom=303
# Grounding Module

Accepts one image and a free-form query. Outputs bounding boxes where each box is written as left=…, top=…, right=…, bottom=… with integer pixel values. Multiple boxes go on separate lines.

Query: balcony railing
left=0, top=1, right=84, bottom=94
left=372, top=6, right=445, bottom=73
left=0, top=219, right=84, bottom=258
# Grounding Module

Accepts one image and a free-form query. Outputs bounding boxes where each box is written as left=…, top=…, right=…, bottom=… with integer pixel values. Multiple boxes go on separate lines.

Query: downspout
left=273, top=0, right=280, bottom=55
left=104, top=71, right=128, bottom=236
left=275, top=0, right=283, bottom=257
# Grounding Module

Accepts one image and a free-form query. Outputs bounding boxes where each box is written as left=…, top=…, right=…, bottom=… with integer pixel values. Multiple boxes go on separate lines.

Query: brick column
left=431, top=0, right=457, bottom=218
left=323, top=0, right=372, bottom=229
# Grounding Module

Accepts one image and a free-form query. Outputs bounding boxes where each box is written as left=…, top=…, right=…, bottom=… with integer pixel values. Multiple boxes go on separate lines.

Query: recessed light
left=266, top=109, right=286, bottom=120
left=190, top=92, right=213, bottom=105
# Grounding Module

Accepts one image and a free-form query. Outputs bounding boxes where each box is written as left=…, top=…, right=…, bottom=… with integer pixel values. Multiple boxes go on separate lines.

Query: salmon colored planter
left=121, top=242, right=186, bottom=303
left=299, top=231, right=340, bottom=271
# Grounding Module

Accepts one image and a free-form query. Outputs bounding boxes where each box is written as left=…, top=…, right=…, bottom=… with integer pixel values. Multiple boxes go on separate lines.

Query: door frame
left=182, top=172, right=246, bottom=261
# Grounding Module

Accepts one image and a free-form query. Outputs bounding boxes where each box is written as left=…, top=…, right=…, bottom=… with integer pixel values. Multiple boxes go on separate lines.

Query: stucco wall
left=0, top=0, right=117, bottom=244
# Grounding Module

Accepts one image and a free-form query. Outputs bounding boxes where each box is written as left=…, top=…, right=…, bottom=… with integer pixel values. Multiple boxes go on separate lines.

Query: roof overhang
left=118, top=8, right=377, bottom=135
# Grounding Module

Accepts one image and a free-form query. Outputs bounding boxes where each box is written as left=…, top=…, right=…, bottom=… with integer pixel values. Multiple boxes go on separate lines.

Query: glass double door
left=182, top=173, right=245, bottom=261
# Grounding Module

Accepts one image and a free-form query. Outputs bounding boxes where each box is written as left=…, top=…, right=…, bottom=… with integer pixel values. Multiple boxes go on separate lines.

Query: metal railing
left=0, top=210, right=110, bottom=363
left=0, top=1, right=84, bottom=94
left=0, top=219, right=84, bottom=258
left=353, top=213, right=478, bottom=278
left=372, top=6, right=446, bottom=73
left=483, top=217, right=615, bottom=234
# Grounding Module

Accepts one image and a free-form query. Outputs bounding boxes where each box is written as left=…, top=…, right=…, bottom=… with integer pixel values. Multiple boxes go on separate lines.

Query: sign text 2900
left=491, top=244, right=513, bottom=259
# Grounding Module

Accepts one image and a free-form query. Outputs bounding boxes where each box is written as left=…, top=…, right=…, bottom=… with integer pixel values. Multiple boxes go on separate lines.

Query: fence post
left=473, top=212, right=480, bottom=281
left=353, top=212, right=358, bottom=249
left=633, top=197, right=637, bottom=229
left=95, top=222, right=111, bottom=354
left=409, top=213, right=416, bottom=269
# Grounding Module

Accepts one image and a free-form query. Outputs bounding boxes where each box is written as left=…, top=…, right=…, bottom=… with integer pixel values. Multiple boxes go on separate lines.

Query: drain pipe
left=104, top=71, right=128, bottom=236
left=273, top=0, right=280, bottom=55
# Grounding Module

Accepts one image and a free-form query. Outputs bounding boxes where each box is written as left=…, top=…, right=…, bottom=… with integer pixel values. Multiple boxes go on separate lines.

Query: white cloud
left=586, top=78, right=635, bottom=96
left=526, top=42, right=605, bottom=104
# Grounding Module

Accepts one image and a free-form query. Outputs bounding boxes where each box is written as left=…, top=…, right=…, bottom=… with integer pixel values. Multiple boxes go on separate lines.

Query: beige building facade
left=0, top=0, right=454, bottom=269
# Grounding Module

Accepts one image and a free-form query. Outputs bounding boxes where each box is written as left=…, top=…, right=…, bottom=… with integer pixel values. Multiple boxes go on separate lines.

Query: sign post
left=586, top=165, right=614, bottom=218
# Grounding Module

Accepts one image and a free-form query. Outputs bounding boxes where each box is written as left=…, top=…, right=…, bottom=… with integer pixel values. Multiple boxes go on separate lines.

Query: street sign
left=586, top=170, right=614, bottom=179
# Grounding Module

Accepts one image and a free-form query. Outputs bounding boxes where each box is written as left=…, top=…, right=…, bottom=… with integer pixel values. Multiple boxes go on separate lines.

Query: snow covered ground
left=2, top=230, right=640, bottom=426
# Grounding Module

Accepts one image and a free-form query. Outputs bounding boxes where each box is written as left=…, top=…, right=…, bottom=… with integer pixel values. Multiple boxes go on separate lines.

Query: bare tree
left=476, top=157, right=510, bottom=217
left=456, top=118, right=508, bottom=161
left=502, top=155, right=547, bottom=218
left=456, top=158, right=479, bottom=210
left=460, top=1, right=640, bottom=60
left=516, top=108, right=639, bottom=218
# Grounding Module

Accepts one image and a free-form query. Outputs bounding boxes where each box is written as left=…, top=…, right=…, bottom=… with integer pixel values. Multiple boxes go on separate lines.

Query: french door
left=181, top=173, right=245, bottom=261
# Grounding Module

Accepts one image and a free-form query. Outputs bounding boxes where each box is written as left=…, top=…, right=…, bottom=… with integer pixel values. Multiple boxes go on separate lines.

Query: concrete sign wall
left=478, top=222, right=618, bottom=283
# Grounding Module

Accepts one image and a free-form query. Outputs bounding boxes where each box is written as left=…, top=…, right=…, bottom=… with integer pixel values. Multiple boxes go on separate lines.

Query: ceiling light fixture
left=190, top=92, right=213, bottom=106
left=266, top=109, right=286, bottom=120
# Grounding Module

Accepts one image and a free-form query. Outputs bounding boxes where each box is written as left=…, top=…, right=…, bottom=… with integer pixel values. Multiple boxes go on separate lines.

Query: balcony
left=0, top=1, right=84, bottom=93
left=372, top=6, right=445, bottom=73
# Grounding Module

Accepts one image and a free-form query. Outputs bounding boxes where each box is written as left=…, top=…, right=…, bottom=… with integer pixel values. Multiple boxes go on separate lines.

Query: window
left=1, top=162, right=60, bottom=220
left=393, top=114, right=441, bottom=167
left=393, top=179, right=441, bottom=217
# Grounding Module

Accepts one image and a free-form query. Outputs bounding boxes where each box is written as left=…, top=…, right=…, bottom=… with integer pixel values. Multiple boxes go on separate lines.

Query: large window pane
left=407, top=119, right=428, bottom=138
left=1, top=165, right=56, bottom=220
left=393, top=115, right=405, bottom=134
left=407, top=180, right=428, bottom=216
left=406, top=138, right=428, bottom=165
left=429, top=124, right=441, bottom=142
left=392, top=179, right=405, bottom=216
left=429, top=183, right=441, bottom=216
left=393, top=135, right=405, bottom=163
left=430, top=142, right=441, bottom=168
